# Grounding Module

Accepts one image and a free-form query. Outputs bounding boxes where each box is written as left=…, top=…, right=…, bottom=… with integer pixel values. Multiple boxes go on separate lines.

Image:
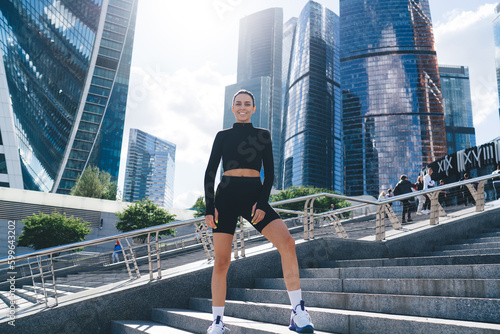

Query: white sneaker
left=207, top=316, right=230, bottom=334
left=289, top=300, right=314, bottom=333
left=416, top=211, right=422, bottom=216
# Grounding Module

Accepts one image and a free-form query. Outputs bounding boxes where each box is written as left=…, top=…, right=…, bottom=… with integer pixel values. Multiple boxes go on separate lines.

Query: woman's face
left=232, top=93, right=256, bottom=123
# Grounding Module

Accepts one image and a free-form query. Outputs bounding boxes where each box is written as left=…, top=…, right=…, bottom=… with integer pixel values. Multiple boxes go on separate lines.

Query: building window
left=0, top=182, right=9, bottom=187
left=0, top=154, right=7, bottom=174
left=0, top=129, right=3, bottom=145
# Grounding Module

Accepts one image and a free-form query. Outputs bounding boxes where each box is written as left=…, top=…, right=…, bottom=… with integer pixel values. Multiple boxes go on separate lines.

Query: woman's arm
left=204, top=132, right=223, bottom=216
left=256, top=130, right=274, bottom=211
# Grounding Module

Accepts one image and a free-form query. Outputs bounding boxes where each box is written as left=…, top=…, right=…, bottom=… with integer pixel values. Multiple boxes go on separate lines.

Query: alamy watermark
left=7, top=220, right=16, bottom=326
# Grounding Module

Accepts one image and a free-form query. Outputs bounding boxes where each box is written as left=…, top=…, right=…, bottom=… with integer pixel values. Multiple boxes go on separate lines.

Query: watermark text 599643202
left=7, top=220, right=16, bottom=326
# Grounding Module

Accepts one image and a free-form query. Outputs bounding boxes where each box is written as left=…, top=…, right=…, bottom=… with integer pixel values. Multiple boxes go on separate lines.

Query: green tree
left=17, top=211, right=91, bottom=250
left=270, top=186, right=351, bottom=218
left=115, top=199, right=176, bottom=242
left=70, top=165, right=118, bottom=200
left=191, top=196, right=206, bottom=218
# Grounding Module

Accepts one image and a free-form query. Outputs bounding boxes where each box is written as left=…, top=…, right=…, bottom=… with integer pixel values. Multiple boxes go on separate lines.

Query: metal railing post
left=385, top=204, right=402, bottom=230
left=147, top=232, right=153, bottom=280
left=48, top=254, right=58, bottom=307
left=467, top=180, right=486, bottom=212
left=239, top=217, right=245, bottom=257
left=375, top=204, right=386, bottom=241
left=198, top=224, right=214, bottom=260
left=232, top=233, right=239, bottom=259
left=327, top=213, right=348, bottom=238
left=428, top=191, right=441, bottom=225
left=155, top=231, right=162, bottom=279
left=303, top=199, right=311, bottom=240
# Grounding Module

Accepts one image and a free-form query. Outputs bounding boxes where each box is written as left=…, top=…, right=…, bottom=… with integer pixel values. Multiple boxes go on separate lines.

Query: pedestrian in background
left=393, top=175, right=416, bottom=224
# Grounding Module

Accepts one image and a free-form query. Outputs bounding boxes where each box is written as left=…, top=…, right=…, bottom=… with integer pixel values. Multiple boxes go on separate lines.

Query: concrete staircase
left=111, top=227, right=500, bottom=334
left=0, top=269, right=131, bottom=315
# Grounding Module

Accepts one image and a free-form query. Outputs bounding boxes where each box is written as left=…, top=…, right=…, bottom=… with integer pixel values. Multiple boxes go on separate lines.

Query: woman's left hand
left=251, top=203, right=265, bottom=225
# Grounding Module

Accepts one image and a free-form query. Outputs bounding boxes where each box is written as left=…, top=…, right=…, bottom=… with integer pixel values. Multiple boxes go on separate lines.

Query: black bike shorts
left=213, top=176, right=280, bottom=235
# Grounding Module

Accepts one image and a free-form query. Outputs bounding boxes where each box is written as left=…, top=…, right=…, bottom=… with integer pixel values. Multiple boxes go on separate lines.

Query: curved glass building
left=0, top=0, right=137, bottom=193
left=281, top=1, right=342, bottom=192
left=340, top=0, right=447, bottom=196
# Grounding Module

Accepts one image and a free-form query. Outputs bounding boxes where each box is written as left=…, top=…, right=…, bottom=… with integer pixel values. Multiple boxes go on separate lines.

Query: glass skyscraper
left=341, top=0, right=447, bottom=197
left=123, top=129, right=176, bottom=208
left=493, top=3, right=500, bottom=121
left=439, top=65, right=476, bottom=154
left=281, top=1, right=342, bottom=192
left=0, top=0, right=138, bottom=193
left=224, top=8, right=283, bottom=186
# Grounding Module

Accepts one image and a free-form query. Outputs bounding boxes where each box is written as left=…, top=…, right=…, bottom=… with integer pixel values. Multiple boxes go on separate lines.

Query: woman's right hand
left=205, top=208, right=219, bottom=229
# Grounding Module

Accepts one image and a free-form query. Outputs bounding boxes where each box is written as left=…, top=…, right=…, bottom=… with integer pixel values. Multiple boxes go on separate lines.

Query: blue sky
left=119, top=0, right=500, bottom=209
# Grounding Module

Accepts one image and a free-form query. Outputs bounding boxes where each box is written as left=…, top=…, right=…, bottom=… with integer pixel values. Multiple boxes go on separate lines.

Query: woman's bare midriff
left=223, top=168, right=260, bottom=177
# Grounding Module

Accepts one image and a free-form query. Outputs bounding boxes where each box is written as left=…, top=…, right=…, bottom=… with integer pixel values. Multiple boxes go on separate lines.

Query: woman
left=204, top=90, right=314, bottom=334
left=415, top=175, right=425, bottom=215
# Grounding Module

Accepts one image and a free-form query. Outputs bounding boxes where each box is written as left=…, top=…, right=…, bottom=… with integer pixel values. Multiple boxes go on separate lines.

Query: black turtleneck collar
left=233, top=122, right=254, bottom=128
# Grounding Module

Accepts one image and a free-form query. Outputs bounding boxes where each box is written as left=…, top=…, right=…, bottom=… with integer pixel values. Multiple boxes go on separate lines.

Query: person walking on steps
left=393, top=174, right=416, bottom=224
left=415, top=175, right=425, bottom=215
left=422, top=167, right=435, bottom=214
left=204, top=90, right=314, bottom=334
left=112, top=240, right=122, bottom=264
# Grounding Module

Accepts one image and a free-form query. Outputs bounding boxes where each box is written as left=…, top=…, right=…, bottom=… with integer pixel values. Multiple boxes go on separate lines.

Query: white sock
left=287, top=289, right=302, bottom=310
left=212, top=306, right=224, bottom=322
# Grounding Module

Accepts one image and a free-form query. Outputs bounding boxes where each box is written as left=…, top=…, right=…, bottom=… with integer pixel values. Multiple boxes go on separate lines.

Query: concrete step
left=227, top=288, right=500, bottom=323
left=151, top=308, right=334, bottom=334
left=459, top=236, right=500, bottom=244
left=111, top=320, right=196, bottom=333
left=436, top=241, right=500, bottom=251
left=255, top=277, right=500, bottom=298
left=321, top=254, right=500, bottom=268
left=299, top=264, right=500, bottom=279
left=426, top=248, right=500, bottom=257
left=187, top=297, right=500, bottom=334
left=478, top=231, right=500, bottom=238
left=0, top=290, right=36, bottom=309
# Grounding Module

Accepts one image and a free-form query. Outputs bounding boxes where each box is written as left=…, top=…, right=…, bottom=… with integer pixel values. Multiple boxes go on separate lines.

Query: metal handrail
left=2, top=173, right=497, bottom=266
left=1, top=172, right=497, bottom=316
left=1, top=217, right=202, bottom=265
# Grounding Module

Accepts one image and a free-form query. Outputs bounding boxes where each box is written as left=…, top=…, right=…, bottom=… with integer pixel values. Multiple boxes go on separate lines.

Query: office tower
left=341, top=0, right=447, bottom=197
left=281, top=1, right=342, bottom=192
left=0, top=0, right=138, bottom=193
left=493, top=3, right=500, bottom=121
left=223, top=8, right=283, bottom=184
left=439, top=65, right=476, bottom=154
left=123, top=129, right=176, bottom=208
left=0, top=52, right=23, bottom=189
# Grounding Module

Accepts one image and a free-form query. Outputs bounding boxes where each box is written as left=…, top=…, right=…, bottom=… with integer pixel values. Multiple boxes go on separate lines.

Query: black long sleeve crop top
left=204, top=122, right=274, bottom=216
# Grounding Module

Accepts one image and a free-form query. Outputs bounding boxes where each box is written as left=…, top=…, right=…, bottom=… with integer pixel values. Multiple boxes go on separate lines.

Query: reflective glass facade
left=0, top=0, right=137, bottom=193
left=281, top=1, right=342, bottom=192
left=123, top=129, right=176, bottom=208
left=225, top=8, right=283, bottom=186
left=493, top=3, right=500, bottom=119
left=439, top=65, right=476, bottom=154
left=340, top=0, right=447, bottom=197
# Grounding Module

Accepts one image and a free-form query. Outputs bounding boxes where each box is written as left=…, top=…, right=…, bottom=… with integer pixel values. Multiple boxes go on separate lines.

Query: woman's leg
left=261, top=219, right=300, bottom=291
left=211, top=233, right=234, bottom=307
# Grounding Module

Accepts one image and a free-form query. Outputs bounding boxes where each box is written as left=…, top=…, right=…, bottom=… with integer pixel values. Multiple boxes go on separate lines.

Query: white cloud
left=119, top=63, right=235, bottom=209
left=434, top=3, right=500, bottom=145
